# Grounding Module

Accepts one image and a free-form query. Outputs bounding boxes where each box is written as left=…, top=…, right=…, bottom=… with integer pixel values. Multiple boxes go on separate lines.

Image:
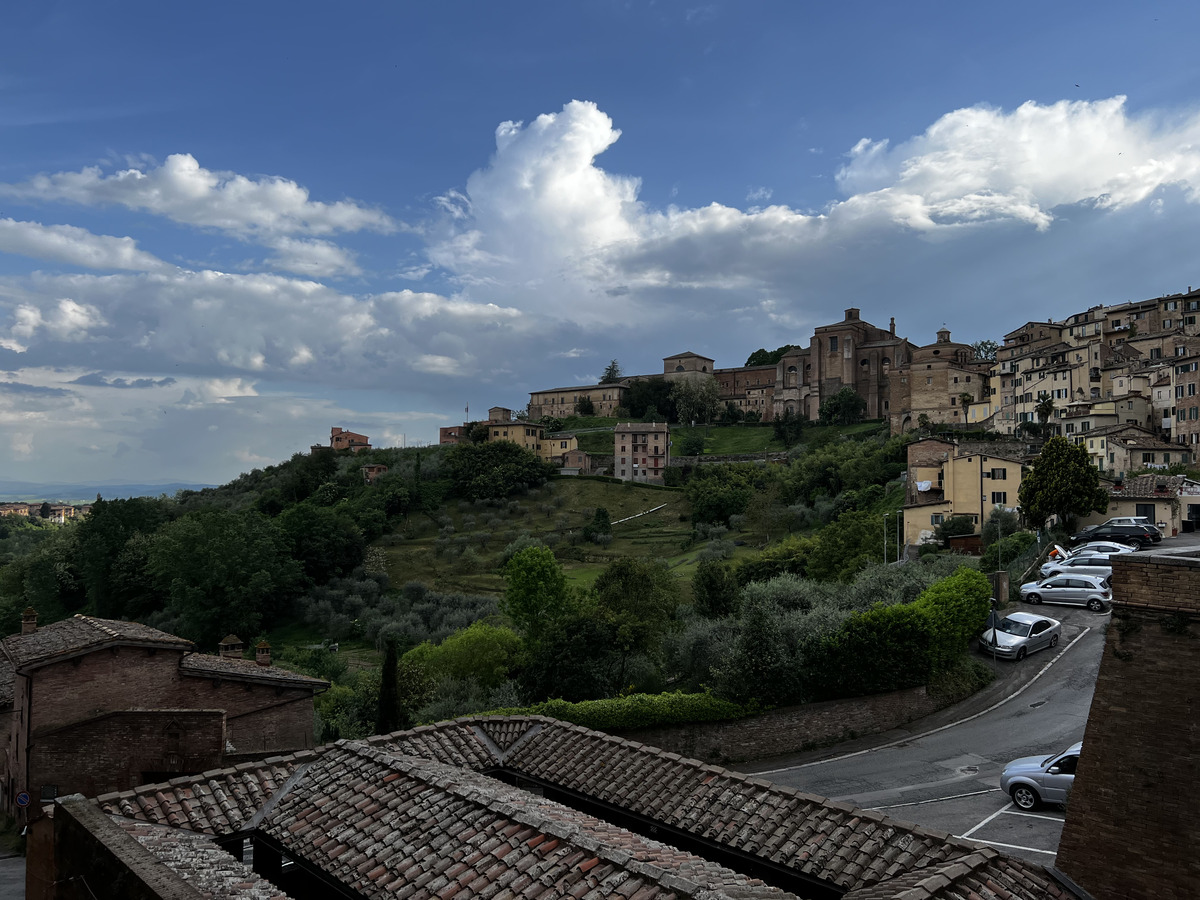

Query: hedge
left=815, top=566, right=991, bottom=698
left=482, top=690, right=748, bottom=730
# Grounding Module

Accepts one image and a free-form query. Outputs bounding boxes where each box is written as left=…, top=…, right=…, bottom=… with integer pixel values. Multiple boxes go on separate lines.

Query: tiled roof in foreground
left=85, top=715, right=1071, bottom=900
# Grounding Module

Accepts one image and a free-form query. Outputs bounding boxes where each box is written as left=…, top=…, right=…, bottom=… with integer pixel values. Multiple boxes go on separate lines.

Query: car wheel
left=1011, top=785, right=1040, bottom=811
left=1026, top=593, right=1041, bottom=604
left=1050, top=634, right=1059, bottom=648
left=1015, top=647, right=1027, bottom=661
left=1087, top=598, right=1104, bottom=612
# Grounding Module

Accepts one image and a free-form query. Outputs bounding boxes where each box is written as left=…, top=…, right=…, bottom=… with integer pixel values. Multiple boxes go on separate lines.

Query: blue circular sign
left=15, top=791, right=31, bottom=808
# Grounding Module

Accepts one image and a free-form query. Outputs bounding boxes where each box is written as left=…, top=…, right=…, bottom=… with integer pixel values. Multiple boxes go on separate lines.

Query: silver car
left=1039, top=553, right=1113, bottom=580
left=1000, top=741, right=1082, bottom=810
left=978, top=611, right=1061, bottom=661
left=1020, top=574, right=1112, bottom=611
left=1068, top=541, right=1135, bottom=557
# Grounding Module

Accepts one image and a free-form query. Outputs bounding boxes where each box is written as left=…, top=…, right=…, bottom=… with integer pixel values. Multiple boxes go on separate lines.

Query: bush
left=484, top=691, right=747, bottom=731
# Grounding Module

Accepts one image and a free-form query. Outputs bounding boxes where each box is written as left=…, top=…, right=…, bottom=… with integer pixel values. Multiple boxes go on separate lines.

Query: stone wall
left=616, top=685, right=947, bottom=764
left=1055, top=550, right=1200, bottom=900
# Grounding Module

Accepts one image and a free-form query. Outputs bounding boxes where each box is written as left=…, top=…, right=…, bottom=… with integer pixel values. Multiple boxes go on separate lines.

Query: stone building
left=888, top=327, right=991, bottom=433
left=0, top=612, right=326, bottom=823
left=613, top=421, right=669, bottom=483
left=772, top=308, right=913, bottom=423
left=903, top=438, right=1025, bottom=545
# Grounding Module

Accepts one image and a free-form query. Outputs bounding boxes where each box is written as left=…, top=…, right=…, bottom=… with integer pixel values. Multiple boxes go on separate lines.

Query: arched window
left=675, top=365, right=684, bottom=372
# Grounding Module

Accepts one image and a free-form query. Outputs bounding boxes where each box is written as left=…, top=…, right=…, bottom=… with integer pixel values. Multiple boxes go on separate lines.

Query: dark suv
left=1069, top=522, right=1161, bottom=549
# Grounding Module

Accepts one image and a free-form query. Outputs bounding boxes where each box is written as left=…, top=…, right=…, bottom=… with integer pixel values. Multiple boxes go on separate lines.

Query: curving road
left=746, top=603, right=1109, bottom=864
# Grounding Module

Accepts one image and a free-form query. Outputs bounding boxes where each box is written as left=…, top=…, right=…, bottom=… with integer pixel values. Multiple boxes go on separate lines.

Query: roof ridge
left=75, top=613, right=122, bottom=639
left=339, top=742, right=788, bottom=900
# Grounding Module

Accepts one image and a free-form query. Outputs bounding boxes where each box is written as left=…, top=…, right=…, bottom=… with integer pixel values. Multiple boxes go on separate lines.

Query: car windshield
left=996, top=619, right=1032, bottom=637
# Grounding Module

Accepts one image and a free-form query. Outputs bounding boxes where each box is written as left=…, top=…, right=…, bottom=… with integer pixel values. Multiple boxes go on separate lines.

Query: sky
left=4, top=1, right=1200, bottom=486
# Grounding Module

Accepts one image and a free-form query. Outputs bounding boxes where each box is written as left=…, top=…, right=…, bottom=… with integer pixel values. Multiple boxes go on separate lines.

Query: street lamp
left=883, top=512, right=891, bottom=564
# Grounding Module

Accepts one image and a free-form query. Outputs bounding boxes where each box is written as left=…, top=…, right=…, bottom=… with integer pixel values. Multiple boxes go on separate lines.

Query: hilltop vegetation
left=0, top=422, right=996, bottom=742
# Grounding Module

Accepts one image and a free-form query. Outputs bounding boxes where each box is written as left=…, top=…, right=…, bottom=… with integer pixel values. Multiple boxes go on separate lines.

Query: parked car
left=1101, top=516, right=1155, bottom=528
left=1067, top=541, right=1136, bottom=557
left=978, top=612, right=1061, bottom=661
left=1039, top=553, right=1113, bottom=580
left=1000, top=741, right=1082, bottom=810
left=1069, top=522, right=1160, bottom=548
left=1020, top=574, right=1112, bottom=611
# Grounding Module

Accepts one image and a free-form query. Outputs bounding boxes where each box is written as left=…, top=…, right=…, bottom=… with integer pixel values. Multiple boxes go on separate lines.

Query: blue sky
left=4, top=1, right=1200, bottom=485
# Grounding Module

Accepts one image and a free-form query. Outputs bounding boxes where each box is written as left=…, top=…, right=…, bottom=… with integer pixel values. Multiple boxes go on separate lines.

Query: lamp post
left=883, top=512, right=890, bottom=564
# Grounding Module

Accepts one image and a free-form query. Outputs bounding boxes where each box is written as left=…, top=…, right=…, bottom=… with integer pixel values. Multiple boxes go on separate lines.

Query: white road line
left=1002, top=809, right=1064, bottom=822
left=754, top=624, right=1093, bottom=774
left=865, top=788, right=1001, bottom=811
left=961, top=802, right=1013, bottom=838
left=966, top=838, right=1058, bottom=855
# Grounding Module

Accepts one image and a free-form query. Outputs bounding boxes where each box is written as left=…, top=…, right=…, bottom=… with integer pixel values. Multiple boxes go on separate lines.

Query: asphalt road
left=743, top=602, right=1110, bottom=866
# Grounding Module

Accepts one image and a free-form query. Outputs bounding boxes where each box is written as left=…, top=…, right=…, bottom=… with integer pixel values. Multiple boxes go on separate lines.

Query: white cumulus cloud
left=0, top=218, right=171, bottom=271
left=2, top=153, right=397, bottom=237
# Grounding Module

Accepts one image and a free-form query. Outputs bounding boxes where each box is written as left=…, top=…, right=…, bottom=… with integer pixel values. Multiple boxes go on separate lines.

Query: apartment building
left=613, top=421, right=669, bottom=483
left=904, top=438, right=1024, bottom=545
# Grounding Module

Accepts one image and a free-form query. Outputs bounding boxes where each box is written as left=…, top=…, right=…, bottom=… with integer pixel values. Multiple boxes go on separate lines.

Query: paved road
left=0, top=854, right=24, bottom=899
left=744, top=603, right=1110, bottom=865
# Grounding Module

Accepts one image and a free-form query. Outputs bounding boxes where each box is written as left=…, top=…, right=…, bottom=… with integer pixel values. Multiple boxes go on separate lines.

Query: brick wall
left=32, top=709, right=224, bottom=798
left=617, top=685, right=947, bottom=764
left=1055, top=551, right=1200, bottom=900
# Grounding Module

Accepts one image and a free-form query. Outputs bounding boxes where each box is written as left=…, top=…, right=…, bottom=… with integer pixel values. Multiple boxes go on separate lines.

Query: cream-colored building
left=904, top=438, right=1024, bottom=545
left=613, top=422, right=669, bottom=484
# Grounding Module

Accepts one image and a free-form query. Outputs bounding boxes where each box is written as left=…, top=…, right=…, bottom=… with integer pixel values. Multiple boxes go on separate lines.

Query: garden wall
left=616, top=684, right=946, bottom=764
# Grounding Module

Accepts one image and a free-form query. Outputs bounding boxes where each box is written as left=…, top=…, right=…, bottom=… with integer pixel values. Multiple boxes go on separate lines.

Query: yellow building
left=904, top=438, right=1025, bottom=545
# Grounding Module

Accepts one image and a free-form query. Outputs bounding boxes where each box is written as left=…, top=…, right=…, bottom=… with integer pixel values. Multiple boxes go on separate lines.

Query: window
left=990, top=468, right=1006, bottom=480
left=931, top=514, right=944, bottom=525
left=991, top=492, right=1007, bottom=504
left=1190, top=384, right=1197, bottom=397
left=1143, top=452, right=1153, bottom=463
left=1166, top=319, right=1174, bottom=329
left=829, top=336, right=838, bottom=352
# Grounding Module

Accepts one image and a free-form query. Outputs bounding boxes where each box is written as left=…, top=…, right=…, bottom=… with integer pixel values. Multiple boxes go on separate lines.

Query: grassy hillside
left=378, top=477, right=696, bottom=599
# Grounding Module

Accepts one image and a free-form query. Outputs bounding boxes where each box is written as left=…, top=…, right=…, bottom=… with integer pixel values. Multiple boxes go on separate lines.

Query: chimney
left=21, top=607, right=37, bottom=635
left=890, top=317, right=895, bottom=336
left=255, top=640, right=271, bottom=667
left=218, top=635, right=243, bottom=659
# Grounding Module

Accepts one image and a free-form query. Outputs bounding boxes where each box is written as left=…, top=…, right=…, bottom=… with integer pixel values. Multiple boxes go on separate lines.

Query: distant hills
left=0, top=480, right=216, bottom=504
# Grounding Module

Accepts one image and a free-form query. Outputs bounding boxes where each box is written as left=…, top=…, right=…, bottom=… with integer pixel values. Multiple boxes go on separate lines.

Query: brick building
left=1055, top=549, right=1200, bottom=899
left=0, top=612, right=326, bottom=823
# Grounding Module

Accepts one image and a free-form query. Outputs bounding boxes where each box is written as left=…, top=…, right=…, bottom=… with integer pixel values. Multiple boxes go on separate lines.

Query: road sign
left=15, top=792, right=30, bottom=808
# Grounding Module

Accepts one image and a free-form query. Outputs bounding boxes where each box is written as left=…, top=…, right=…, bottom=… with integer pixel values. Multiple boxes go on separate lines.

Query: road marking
left=1002, top=809, right=1064, bottom=822
left=966, top=838, right=1057, bottom=855
left=961, top=802, right=1013, bottom=838
left=865, top=787, right=1001, bottom=810
left=754, top=625, right=1093, bottom=774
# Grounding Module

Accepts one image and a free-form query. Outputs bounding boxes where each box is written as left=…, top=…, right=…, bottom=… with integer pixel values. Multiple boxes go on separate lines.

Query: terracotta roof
left=181, top=653, right=328, bottom=689
left=1108, top=474, right=1200, bottom=498
left=97, top=752, right=316, bottom=834
left=259, top=742, right=797, bottom=900
left=841, top=850, right=1072, bottom=900
left=120, top=818, right=293, bottom=899
left=86, top=716, right=1071, bottom=900
left=1, top=614, right=191, bottom=671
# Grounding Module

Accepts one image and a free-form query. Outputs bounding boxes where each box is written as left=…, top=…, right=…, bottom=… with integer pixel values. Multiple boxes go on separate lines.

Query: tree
left=692, top=558, right=740, bottom=618
left=502, top=546, right=573, bottom=644
left=1035, top=392, right=1056, bottom=431
left=146, top=509, right=303, bottom=647
left=744, top=345, right=799, bottom=367
left=971, top=339, right=999, bottom=362
left=38, top=502, right=51, bottom=519
left=670, top=375, right=722, bottom=424
left=959, top=392, right=973, bottom=423
left=376, top=635, right=402, bottom=735
left=600, top=359, right=623, bottom=383
left=626, top=377, right=675, bottom=421
left=592, top=557, right=680, bottom=693
left=574, top=395, right=595, bottom=415
left=442, top=441, right=551, bottom=500
left=934, top=515, right=976, bottom=545
left=772, top=409, right=805, bottom=447
left=981, top=506, right=1022, bottom=548
left=818, top=387, right=867, bottom=426
left=582, top=507, right=612, bottom=543
left=1018, top=435, right=1108, bottom=529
